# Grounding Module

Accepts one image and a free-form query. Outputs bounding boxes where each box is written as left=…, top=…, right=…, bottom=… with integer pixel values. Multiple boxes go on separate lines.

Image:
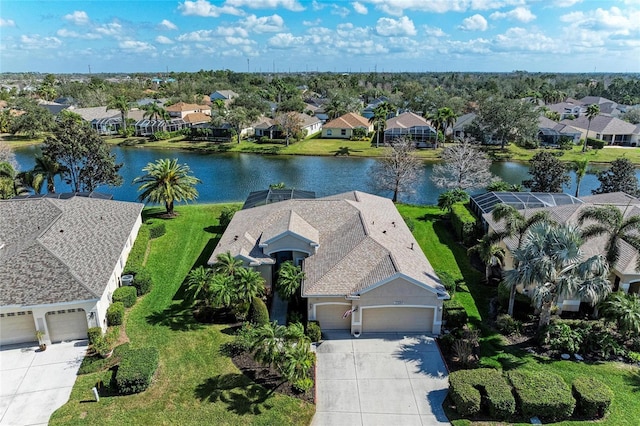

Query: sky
left=0, top=0, right=639, bottom=74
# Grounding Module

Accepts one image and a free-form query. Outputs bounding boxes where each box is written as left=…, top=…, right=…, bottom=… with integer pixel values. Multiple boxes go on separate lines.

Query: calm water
left=12, top=146, right=632, bottom=206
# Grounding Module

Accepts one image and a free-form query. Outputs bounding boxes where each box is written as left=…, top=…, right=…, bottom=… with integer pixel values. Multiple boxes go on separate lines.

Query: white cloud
left=493, top=27, right=559, bottom=52
left=353, top=2, right=368, bottom=14
left=156, top=35, right=174, bottom=44
left=225, top=0, right=305, bottom=11
left=267, top=32, right=305, bottom=48
left=376, top=16, right=416, bottom=36
left=312, top=1, right=325, bottom=11
left=95, top=22, right=123, bottom=37
left=240, top=14, right=285, bottom=33
left=178, top=0, right=243, bottom=17
left=549, top=0, right=582, bottom=7
left=560, top=6, right=640, bottom=36
left=177, top=30, right=216, bottom=42
left=303, top=19, right=321, bottom=26
left=469, top=0, right=526, bottom=10
left=0, top=18, right=15, bottom=27
left=64, top=10, right=89, bottom=25
left=458, top=14, right=488, bottom=31
left=423, top=25, right=446, bottom=37
left=363, top=0, right=467, bottom=16
left=159, top=19, right=178, bottom=30
left=490, top=7, right=536, bottom=22
left=56, top=28, right=101, bottom=39
left=332, top=5, right=350, bottom=17
left=216, top=26, right=249, bottom=37
left=119, top=40, right=156, bottom=53
left=20, top=35, right=62, bottom=50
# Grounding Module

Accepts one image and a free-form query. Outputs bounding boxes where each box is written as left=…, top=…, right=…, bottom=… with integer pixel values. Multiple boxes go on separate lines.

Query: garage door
left=46, top=309, right=88, bottom=343
left=362, top=307, right=434, bottom=333
left=0, top=311, right=37, bottom=346
left=315, top=304, right=351, bottom=330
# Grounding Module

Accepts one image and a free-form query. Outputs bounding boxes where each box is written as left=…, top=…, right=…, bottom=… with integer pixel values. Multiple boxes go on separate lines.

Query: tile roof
left=165, top=102, right=210, bottom=112
left=323, top=112, right=370, bottom=129
left=210, top=191, right=447, bottom=298
left=385, top=112, right=430, bottom=130
left=0, top=196, right=143, bottom=307
left=561, top=115, right=638, bottom=135
left=72, top=106, right=120, bottom=121
left=538, top=116, right=580, bottom=134
left=184, top=112, right=211, bottom=124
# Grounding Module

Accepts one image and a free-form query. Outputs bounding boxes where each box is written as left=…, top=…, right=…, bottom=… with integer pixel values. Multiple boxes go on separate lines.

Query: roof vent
left=383, top=230, right=386, bottom=234
left=410, top=243, right=414, bottom=250
left=392, top=221, right=396, bottom=227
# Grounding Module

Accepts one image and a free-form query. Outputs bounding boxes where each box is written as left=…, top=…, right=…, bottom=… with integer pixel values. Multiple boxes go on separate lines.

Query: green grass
left=0, top=133, right=46, bottom=146
left=497, top=144, right=640, bottom=165
left=398, top=204, right=640, bottom=426
left=50, top=204, right=314, bottom=426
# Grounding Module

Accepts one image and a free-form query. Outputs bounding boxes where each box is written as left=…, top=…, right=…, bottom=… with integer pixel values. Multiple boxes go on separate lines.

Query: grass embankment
left=397, top=205, right=640, bottom=426
left=50, top=204, right=314, bottom=426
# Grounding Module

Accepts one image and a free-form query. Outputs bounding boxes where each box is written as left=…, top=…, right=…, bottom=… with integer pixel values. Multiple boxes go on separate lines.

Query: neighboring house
left=361, top=96, right=390, bottom=119
left=537, top=116, right=581, bottom=146
left=321, top=112, right=372, bottom=139
left=210, top=90, right=239, bottom=105
left=477, top=191, right=640, bottom=312
left=165, top=102, right=211, bottom=119
left=451, top=112, right=476, bottom=140
left=579, top=96, right=623, bottom=117
left=183, top=112, right=211, bottom=126
left=0, top=194, right=143, bottom=347
left=37, top=100, right=69, bottom=116
left=384, top=112, right=437, bottom=147
left=209, top=191, right=449, bottom=335
left=304, top=99, right=329, bottom=122
left=547, top=101, right=584, bottom=120
left=134, top=118, right=187, bottom=136
left=254, top=113, right=322, bottom=139
left=561, top=115, right=640, bottom=146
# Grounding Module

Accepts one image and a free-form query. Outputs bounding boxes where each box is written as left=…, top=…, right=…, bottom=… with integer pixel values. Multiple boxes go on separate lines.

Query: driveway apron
left=312, top=331, right=449, bottom=426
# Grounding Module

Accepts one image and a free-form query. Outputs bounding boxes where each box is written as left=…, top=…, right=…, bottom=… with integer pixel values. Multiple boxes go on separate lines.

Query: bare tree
left=431, top=140, right=495, bottom=190
left=274, top=112, right=303, bottom=146
left=369, top=137, right=423, bottom=203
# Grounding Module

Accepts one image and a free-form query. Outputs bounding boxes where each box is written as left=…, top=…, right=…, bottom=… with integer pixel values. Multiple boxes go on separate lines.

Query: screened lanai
left=470, top=192, right=583, bottom=217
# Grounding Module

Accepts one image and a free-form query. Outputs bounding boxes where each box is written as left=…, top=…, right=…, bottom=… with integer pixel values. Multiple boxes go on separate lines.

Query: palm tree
left=33, top=154, right=62, bottom=193
left=369, top=102, right=391, bottom=148
left=185, top=266, right=212, bottom=304
left=437, top=188, right=469, bottom=214
left=142, top=102, right=170, bottom=121
left=234, top=267, right=265, bottom=306
left=504, top=222, right=610, bottom=328
left=599, top=291, right=640, bottom=337
left=578, top=204, right=640, bottom=271
left=0, top=161, right=28, bottom=199
left=213, top=251, right=243, bottom=277
left=107, top=95, right=131, bottom=132
left=133, top=158, right=201, bottom=215
left=209, top=273, right=236, bottom=308
left=571, top=158, right=589, bottom=198
left=490, top=203, right=551, bottom=316
left=277, top=261, right=305, bottom=300
left=582, top=104, right=600, bottom=152
left=468, top=234, right=505, bottom=283
left=437, top=107, right=458, bottom=144
left=16, top=170, right=44, bottom=194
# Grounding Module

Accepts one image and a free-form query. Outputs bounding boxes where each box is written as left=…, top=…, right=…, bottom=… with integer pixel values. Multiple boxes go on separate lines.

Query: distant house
left=537, top=116, right=581, bottom=146
left=254, top=113, right=322, bottom=139
left=322, top=112, right=372, bottom=139
left=72, top=106, right=122, bottom=135
left=384, top=112, right=437, bottom=147
left=451, top=112, right=476, bottom=140
left=361, top=96, right=390, bottom=119
left=37, top=100, right=69, bottom=116
left=134, top=119, right=187, bottom=136
left=579, top=96, right=623, bottom=117
left=210, top=90, right=239, bottom=105
left=561, top=115, right=640, bottom=146
left=165, top=102, right=211, bottom=119
left=547, top=101, right=584, bottom=120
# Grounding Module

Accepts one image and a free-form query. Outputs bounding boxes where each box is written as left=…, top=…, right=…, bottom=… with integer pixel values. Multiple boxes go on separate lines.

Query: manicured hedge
left=508, top=370, right=575, bottom=422
left=586, top=137, right=605, bottom=149
left=450, top=203, right=478, bottom=246
left=87, top=327, right=102, bottom=345
left=449, top=369, right=515, bottom=420
left=247, top=297, right=269, bottom=326
left=148, top=221, right=166, bottom=239
left=113, top=286, right=137, bottom=308
left=132, top=268, right=153, bottom=296
left=115, top=347, right=159, bottom=395
left=443, top=298, right=468, bottom=329
left=124, top=226, right=149, bottom=271
left=107, top=302, right=125, bottom=326
left=218, top=206, right=240, bottom=229
left=436, top=270, right=457, bottom=295
left=572, top=376, right=614, bottom=419
left=306, top=321, right=321, bottom=342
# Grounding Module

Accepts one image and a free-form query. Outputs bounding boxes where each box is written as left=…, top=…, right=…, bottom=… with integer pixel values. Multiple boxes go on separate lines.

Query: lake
left=12, top=146, right=628, bottom=206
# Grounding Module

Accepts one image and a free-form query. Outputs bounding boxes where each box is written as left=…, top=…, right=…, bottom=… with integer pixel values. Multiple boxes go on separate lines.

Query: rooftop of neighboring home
left=580, top=96, right=619, bottom=115
left=561, top=115, right=639, bottom=135
left=183, top=112, right=211, bottom=124
left=72, top=106, right=120, bottom=121
left=386, top=111, right=431, bottom=129
left=323, top=112, right=370, bottom=129
left=165, top=102, right=211, bottom=113
left=210, top=90, right=239, bottom=100
left=537, top=116, right=581, bottom=134
left=0, top=194, right=143, bottom=306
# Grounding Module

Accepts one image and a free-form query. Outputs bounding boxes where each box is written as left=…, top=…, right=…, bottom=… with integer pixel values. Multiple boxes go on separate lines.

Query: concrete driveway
left=0, top=341, right=87, bottom=426
left=312, top=331, right=449, bottom=426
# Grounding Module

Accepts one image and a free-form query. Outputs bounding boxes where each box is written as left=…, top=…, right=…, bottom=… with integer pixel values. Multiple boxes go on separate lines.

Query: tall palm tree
left=571, top=158, right=589, bottom=198
left=133, top=158, right=201, bottom=215
left=213, top=251, right=243, bottom=277
left=142, top=102, right=170, bottom=121
left=582, top=104, right=600, bottom=152
left=468, top=234, right=505, bottom=283
left=578, top=204, right=640, bottom=271
left=277, top=261, right=305, bottom=300
left=16, top=170, right=44, bottom=194
left=490, top=203, right=551, bottom=315
left=504, top=222, right=610, bottom=328
left=369, top=102, right=392, bottom=148
left=437, top=107, right=458, bottom=144
left=107, top=95, right=131, bottom=131
left=33, top=154, right=62, bottom=193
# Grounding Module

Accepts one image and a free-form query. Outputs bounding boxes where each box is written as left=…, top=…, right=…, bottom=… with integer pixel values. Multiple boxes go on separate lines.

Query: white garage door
left=315, top=304, right=351, bottom=330
left=362, top=307, right=434, bottom=333
left=0, top=311, right=37, bottom=346
left=46, top=309, right=88, bottom=343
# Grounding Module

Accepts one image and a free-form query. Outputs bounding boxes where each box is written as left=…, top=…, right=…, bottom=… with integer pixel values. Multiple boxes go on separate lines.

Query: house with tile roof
left=561, top=115, right=640, bottom=146
left=209, top=191, right=449, bottom=335
left=321, top=112, right=373, bottom=139
left=254, top=113, right=322, bottom=139
left=480, top=191, right=640, bottom=312
left=0, top=195, right=143, bottom=347
left=165, top=102, right=211, bottom=120
left=210, top=90, right=239, bottom=105
left=537, top=116, right=581, bottom=146
left=384, top=112, right=437, bottom=148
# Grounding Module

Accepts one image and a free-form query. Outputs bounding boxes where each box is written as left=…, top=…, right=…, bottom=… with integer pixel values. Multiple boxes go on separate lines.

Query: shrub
left=572, top=376, right=614, bottom=419
left=436, top=270, right=457, bottom=295
left=450, top=203, right=478, bottom=246
left=115, top=347, right=159, bottom=395
left=496, top=314, right=521, bottom=335
left=293, top=378, right=314, bottom=393
left=148, top=221, right=166, bottom=239
left=123, top=226, right=149, bottom=271
left=587, top=137, right=605, bottom=149
left=402, top=216, right=415, bottom=232
left=444, top=298, right=468, bottom=329
left=544, top=322, right=583, bottom=353
left=306, top=321, right=321, bottom=342
left=132, top=268, right=153, bottom=296
left=247, top=297, right=269, bottom=326
left=507, top=370, right=575, bottom=422
left=219, top=206, right=239, bottom=229
left=449, top=369, right=515, bottom=420
left=113, top=286, right=137, bottom=308
left=87, top=327, right=103, bottom=345
left=106, top=302, right=125, bottom=326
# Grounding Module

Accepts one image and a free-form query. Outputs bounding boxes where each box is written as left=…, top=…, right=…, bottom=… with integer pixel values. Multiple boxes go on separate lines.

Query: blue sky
left=1, top=0, right=639, bottom=74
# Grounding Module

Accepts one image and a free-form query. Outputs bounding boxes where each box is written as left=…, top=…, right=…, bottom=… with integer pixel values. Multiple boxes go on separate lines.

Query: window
left=326, top=129, right=332, bottom=136
left=341, top=129, right=347, bottom=136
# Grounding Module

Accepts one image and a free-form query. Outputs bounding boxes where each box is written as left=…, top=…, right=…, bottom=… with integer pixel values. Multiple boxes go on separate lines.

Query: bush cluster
left=107, top=302, right=125, bottom=326
left=124, top=226, right=149, bottom=271
left=495, top=314, right=521, bottom=335
left=113, top=286, right=137, bottom=308
left=507, top=370, right=575, bottom=422
left=572, top=376, right=614, bottom=419
left=542, top=319, right=627, bottom=359
left=586, top=138, right=605, bottom=149
left=148, top=221, right=166, bottom=239
left=436, top=270, right=457, bottom=295
left=115, top=347, right=159, bottom=395
left=247, top=297, right=269, bottom=326
left=450, top=203, right=478, bottom=246
left=306, top=321, right=321, bottom=342
left=218, top=206, right=239, bottom=229
left=132, top=268, right=154, bottom=296
left=443, top=299, right=468, bottom=329
left=87, top=327, right=103, bottom=345
left=449, top=369, right=515, bottom=420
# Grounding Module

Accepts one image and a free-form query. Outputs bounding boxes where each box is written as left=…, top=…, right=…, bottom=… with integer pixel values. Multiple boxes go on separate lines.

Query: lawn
left=397, top=204, right=640, bottom=426
left=50, top=204, right=314, bottom=426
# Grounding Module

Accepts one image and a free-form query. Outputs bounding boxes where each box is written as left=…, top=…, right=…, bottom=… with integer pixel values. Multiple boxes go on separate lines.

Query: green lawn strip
left=503, top=144, right=640, bottom=165
left=50, top=203, right=314, bottom=425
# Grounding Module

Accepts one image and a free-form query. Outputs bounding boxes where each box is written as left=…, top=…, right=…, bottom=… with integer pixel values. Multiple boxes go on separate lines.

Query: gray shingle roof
left=0, top=196, right=143, bottom=307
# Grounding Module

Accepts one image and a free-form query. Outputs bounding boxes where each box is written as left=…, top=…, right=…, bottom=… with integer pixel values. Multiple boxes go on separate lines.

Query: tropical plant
left=437, top=188, right=469, bottom=213
left=16, top=170, right=44, bottom=194
left=213, top=251, right=243, bottom=277
left=107, top=95, right=132, bottom=132
left=133, top=158, right=200, bottom=215
left=209, top=273, right=236, bottom=308
left=571, top=158, right=589, bottom=198
left=369, top=102, right=392, bottom=148
left=185, top=266, right=212, bottom=304
left=0, top=161, right=28, bottom=199
left=33, top=154, right=62, bottom=193
left=468, top=234, right=505, bottom=283
left=142, top=102, right=169, bottom=121
left=277, top=261, right=305, bottom=301
left=234, top=267, right=265, bottom=306
left=582, top=104, right=600, bottom=152
left=599, top=291, right=640, bottom=337
left=504, top=222, right=611, bottom=328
